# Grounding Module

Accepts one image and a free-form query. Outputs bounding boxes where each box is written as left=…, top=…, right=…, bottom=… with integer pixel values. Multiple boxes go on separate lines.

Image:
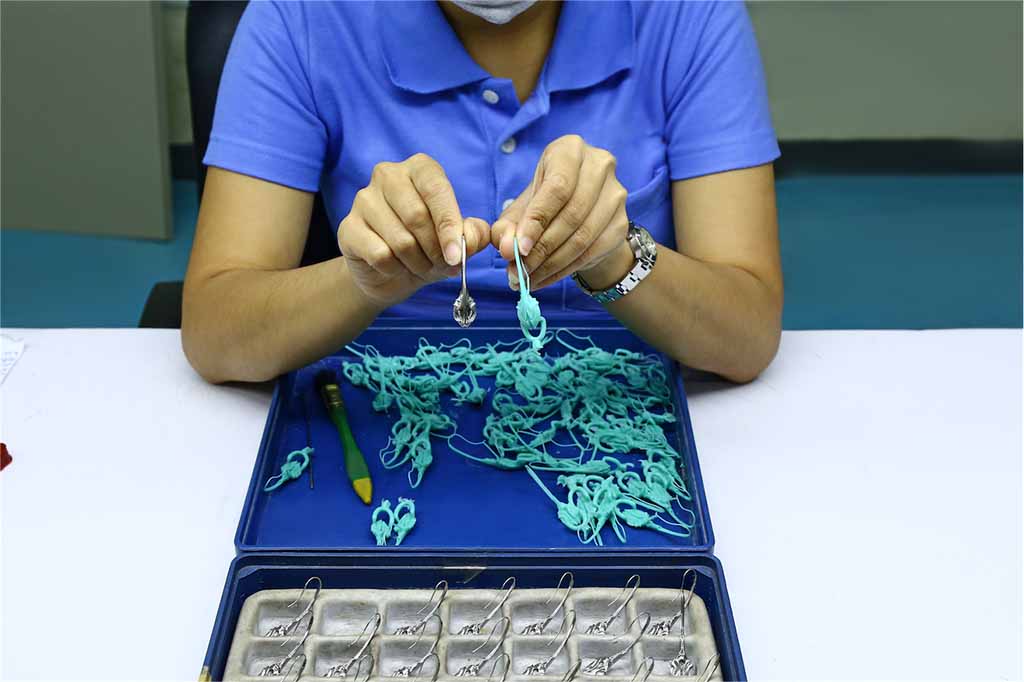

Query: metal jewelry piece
left=581, top=613, right=651, bottom=676
left=520, top=572, right=574, bottom=635
left=392, top=652, right=439, bottom=679
left=453, top=234, right=477, bottom=328
left=668, top=633, right=696, bottom=677
left=486, top=653, right=511, bottom=682
left=559, top=660, right=582, bottom=682
left=257, top=629, right=309, bottom=677
left=454, top=617, right=510, bottom=676
left=522, top=611, right=576, bottom=676
left=394, top=581, right=448, bottom=635
left=632, top=658, right=656, bottom=682
left=326, top=613, right=381, bottom=677
left=458, top=577, right=515, bottom=635
left=696, top=654, right=721, bottom=682
left=265, top=576, right=322, bottom=637
left=650, top=569, right=696, bottom=637
left=392, top=621, right=441, bottom=678
left=584, top=575, right=640, bottom=635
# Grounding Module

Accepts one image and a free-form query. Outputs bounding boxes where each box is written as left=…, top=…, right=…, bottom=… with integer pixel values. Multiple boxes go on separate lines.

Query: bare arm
left=590, top=165, right=784, bottom=383
left=183, top=157, right=490, bottom=383
left=182, top=168, right=384, bottom=383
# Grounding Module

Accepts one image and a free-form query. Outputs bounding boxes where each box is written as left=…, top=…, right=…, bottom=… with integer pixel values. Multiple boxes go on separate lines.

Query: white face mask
left=452, top=0, right=537, bottom=25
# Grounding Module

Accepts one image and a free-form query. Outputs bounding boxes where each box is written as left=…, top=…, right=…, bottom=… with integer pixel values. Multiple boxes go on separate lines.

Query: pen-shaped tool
left=315, top=370, right=373, bottom=504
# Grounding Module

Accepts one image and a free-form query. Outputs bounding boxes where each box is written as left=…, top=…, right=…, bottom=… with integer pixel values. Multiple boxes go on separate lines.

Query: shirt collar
left=377, top=2, right=490, bottom=95
left=544, top=1, right=634, bottom=93
left=378, top=1, right=634, bottom=96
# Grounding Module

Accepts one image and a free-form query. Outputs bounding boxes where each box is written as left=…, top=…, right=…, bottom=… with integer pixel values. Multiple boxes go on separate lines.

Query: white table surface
left=1, top=328, right=1021, bottom=680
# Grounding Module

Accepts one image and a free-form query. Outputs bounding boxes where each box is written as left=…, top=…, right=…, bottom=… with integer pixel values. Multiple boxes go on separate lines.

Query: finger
left=533, top=225, right=626, bottom=291
left=407, top=154, right=464, bottom=266
left=379, top=171, right=445, bottom=266
left=357, top=187, right=433, bottom=278
left=514, top=135, right=585, bottom=256
left=339, top=216, right=404, bottom=277
left=493, top=193, right=528, bottom=254
left=463, top=217, right=491, bottom=258
left=522, top=148, right=612, bottom=274
left=530, top=173, right=625, bottom=285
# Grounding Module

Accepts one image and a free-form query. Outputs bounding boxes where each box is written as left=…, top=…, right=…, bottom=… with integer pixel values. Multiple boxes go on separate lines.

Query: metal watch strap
left=572, top=222, right=657, bottom=304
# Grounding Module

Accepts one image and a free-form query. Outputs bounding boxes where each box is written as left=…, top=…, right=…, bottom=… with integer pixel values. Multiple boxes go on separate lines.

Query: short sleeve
left=664, top=2, right=780, bottom=181
left=203, top=1, right=326, bottom=192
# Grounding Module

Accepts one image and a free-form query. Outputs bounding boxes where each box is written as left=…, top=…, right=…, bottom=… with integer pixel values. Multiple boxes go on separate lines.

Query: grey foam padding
left=224, top=585, right=722, bottom=681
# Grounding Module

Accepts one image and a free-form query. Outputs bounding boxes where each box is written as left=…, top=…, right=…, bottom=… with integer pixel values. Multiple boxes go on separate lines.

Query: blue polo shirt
left=205, top=0, right=779, bottom=319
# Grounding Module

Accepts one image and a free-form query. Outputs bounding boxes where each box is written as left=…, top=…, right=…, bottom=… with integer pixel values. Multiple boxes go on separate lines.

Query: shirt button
left=500, top=137, right=517, bottom=154
left=482, top=89, right=500, bottom=105
left=502, top=198, right=514, bottom=212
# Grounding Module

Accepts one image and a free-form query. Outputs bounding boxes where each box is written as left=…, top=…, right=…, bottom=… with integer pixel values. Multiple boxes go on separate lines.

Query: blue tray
left=201, top=552, right=746, bottom=681
left=235, top=319, right=714, bottom=554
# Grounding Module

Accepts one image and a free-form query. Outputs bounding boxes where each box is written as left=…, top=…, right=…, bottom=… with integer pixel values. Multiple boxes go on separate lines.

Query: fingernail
left=508, top=272, right=518, bottom=290
left=518, top=237, right=534, bottom=256
left=444, top=243, right=460, bottom=266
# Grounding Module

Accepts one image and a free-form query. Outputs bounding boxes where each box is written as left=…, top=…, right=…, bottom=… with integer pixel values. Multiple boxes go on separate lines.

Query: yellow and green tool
left=316, top=370, right=372, bottom=505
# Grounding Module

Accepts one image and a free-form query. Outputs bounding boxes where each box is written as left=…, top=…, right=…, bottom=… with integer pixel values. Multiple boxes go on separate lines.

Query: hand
left=491, top=135, right=631, bottom=291
left=338, top=153, right=490, bottom=306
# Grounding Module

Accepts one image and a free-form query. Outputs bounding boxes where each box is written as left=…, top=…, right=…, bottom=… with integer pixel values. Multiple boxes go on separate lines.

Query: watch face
left=630, top=225, right=657, bottom=261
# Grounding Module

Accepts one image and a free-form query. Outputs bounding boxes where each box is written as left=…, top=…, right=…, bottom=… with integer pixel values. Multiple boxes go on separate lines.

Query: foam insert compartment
left=224, top=586, right=722, bottom=681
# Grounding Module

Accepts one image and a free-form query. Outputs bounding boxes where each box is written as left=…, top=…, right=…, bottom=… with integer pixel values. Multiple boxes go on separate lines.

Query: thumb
left=463, top=217, right=492, bottom=258
left=492, top=194, right=528, bottom=258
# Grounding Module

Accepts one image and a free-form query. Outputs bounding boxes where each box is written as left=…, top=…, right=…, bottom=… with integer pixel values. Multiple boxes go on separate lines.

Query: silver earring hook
left=326, top=621, right=379, bottom=679
left=282, top=653, right=308, bottom=682
left=407, top=614, right=442, bottom=651
left=354, top=612, right=382, bottom=658
left=265, top=577, right=322, bottom=637
left=582, top=613, right=650, bottom=676
left=544, top=610, right=575, bottom=660
left=418, top=580, right=449, bottom=616
left=353, top=653, right=375, bottom=682
left=522, top=611, right=575, bottom=676
left=546, top=609, right=576, bottom=648
left=546, top=572, right=575, bottom=605
left=559, top=660, right=582, bottom=682
left=697, top=654, right=720, bottom=682
left=454, top=619, right=509, bottom=678
left=680, top=569, right=697, bottom=612
left=427, top=653, right=442, bottom=682
left=258, top=629, right=310, bottom=677
left=482, top=577, right=516, bottom=617
left=651, top=570, right=697, bottom=637
left=521, top=572, right=574, bottom=635
left=631, top=658, right=655, bottom=682
left=288, top=576, right=322, bottom=610
left=472, top=617, right=511, bottom=659
left=608, top=575, right=641, bottom=609
left=460, top=578, right=516, bottom=635
left=585, top=575, right=640, bottom=635
left=610, top=612, right=651, bottom=650
left=487, top=653, right=511, bottom=682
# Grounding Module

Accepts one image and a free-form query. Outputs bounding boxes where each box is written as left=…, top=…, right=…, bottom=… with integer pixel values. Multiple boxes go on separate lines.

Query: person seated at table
left=182, top=0, right=783, bottom=385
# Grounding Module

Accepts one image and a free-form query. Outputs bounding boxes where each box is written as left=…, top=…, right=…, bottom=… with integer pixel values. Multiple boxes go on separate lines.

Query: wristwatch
left=572, top=221, right=657, bottom=304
